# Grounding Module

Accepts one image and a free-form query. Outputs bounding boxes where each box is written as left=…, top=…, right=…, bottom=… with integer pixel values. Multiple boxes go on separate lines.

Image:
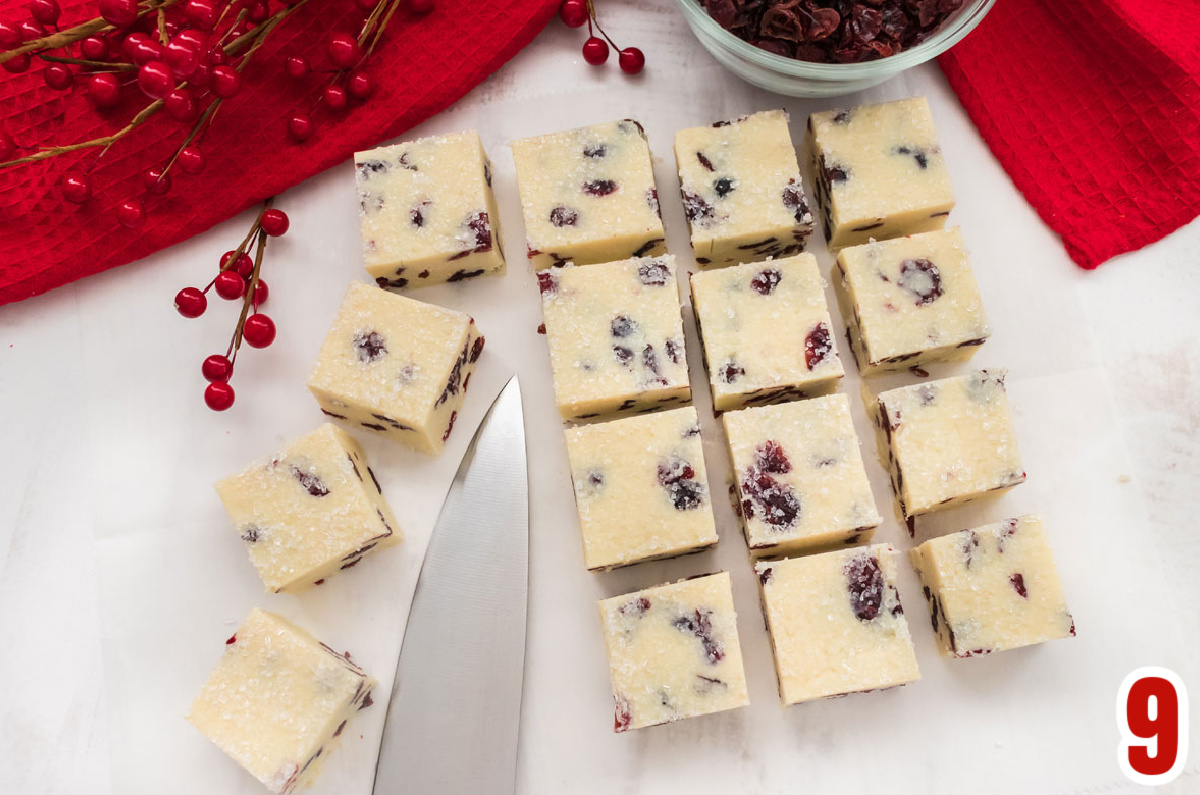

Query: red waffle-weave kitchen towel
left=0, top=0, right=559, bottom=307
left=938, top=0, right=1200, bottom=269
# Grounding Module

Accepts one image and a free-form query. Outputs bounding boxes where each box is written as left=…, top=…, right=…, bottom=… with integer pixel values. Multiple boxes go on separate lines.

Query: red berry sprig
left=174, top=198, right=286, bottom=412
left=558, top=0, right=643, bottom=74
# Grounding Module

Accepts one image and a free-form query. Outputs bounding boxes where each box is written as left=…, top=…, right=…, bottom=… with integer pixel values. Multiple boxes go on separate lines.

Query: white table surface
left=2, top=3, right=1198, bottom=793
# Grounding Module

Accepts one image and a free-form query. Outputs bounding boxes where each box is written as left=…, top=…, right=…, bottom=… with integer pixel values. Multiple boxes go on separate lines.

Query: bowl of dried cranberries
left=675, top=0, right=995, bottom=96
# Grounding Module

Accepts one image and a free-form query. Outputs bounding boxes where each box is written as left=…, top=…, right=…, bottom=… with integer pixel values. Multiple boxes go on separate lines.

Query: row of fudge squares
left=602, top=523, right=1074, bottom=732
left=353, top=96, right=955, bottom=289
left=564, top=367, right=1023, bottom=572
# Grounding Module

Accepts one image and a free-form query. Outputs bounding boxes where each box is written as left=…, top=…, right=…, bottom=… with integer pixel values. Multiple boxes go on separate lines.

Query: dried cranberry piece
left=782, top=180, right=809, bottom=223
left=898, top=258, right=943, bottom=305
left=536, top=271, right=558, bottom=296
left=849, top=5, right=883, bottom=42
left=582, top=179, right=618, bottom=196
left=613, top=695, right=632, bottom=732
left=613, top=346, right=634, bottom=366
left=549, top=205, right=579, bottom=227
left=642, top=345, right=663, bottom=378
left=718, top=359, right=745, bottom=383
left=619, top=596, right=651, bottom=616
left=665, top=338, right=683, bottom=364
left=682, top=191, right=715, bottom=225
left=353, top=331, right=387, bottom=362
left=823, top=158, right=848, bottom=185
left=583, top=143, right=607, bottom=158
left=637, top=260, right=670, bottom=286
left=467, top=211, right=492, bottom=249
left=410, top=201, right=429, bottom=227
left=673, top=609, right=724, bottom=664
left=703, top=0, right=738, bottom=29
left=844, top=552, right=885, bottom=622
left=750, top=267, right=782, bottom=295
left=356, top=160, right=388, bottom=179
left=740, top=468, right=800, bottom=530
left=469, top=335, right=485, bottom=363
left=240, top=526, right=260, bottom=543
left=894, top=145, right=930, bottom=169
left=1010, top=573, right=1028, bottom=598
left=960, top=530, right=981, bottom=568
left=292, top=466, right=330, bottom=497
left=658, top=457, right=696, bottom=485
left=804, top=322, right=832, bottom=369
left=696, top=151, right=715, bottom=171
left=610, top=315, right=638, bottom=338
left=645, top=188, right=661, bottom=218
left=754, top=440, right=792, bottom=474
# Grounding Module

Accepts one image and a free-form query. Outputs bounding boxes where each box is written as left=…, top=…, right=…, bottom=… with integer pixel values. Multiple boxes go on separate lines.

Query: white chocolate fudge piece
left=564, top=407, right=717, bottom=570
left=512, top=119, right=665, bottom=270
left=807, top=97, right=954, bottom=250
left=539, top=255, right=690, bottom=421
left=755, top=545, right=920, bottom=705
left=673, top=110, right=814, bottom=267
left=724, top=394, right=880, bottom=556
left=307, top=282, right=484, bottom=454
left=598, top=572, right=749, bottom=732
left=909, top=515, right=1075, bottom=657
left=355, top=130, right=504, bottom=288
left=188, top=609, right=375, bottom=793
left=215, top=424, right=402, bottom=593
left=872, top=369, right=1025, bottom=530
left=836, top=228, right=990, bottom=373
left=690, top=253, right=843, bottom=411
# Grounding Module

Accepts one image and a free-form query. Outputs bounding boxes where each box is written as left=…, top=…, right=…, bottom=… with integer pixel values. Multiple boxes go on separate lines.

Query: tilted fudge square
left=214, top=423, right=402, bottom=593
left=598, top=572, right=749, bottom=732
left=690, top=253, right=843, bottom=411
left=872, top=369, right=1025, bottom=531
left=188, top=609, right=375, bottom=794
left=539, top=255, right=690, bottom=421
left=724, top=393, right=880, bottom=556
left=512, top=119, right=666, bottom=270
left=307, top=282, right=484, bottom=455
left=564, top=406, right=717, bottom=571
left=355, top=130, right=504, bottom=289
left=909, top=515, right=1075, bottom=657
left=755, top=544, right=920, bottom=705
left=836, top=228, right=991, bottom=374
left=807, top=97, right=954, bottom=250
left=673, top=109, right=814, bottom=267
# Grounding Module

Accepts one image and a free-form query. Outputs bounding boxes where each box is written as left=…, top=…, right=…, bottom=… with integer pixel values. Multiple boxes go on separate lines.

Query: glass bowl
left=672, top=0, right=996, bottom=97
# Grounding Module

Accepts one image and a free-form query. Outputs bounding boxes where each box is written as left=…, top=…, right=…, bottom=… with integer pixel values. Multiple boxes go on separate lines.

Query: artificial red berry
left=164, top=88, right=197, bottom=121
left=207, top=48, right=228, bottom=66
left=202, top=354, right=233, bottom=382
left=408, top=0, right=434, bottom=13
left=284, top=54, right=310, bottom=80
left=221, top=250, right=254, bottom=277
left=618, top=47, right=645, bottom=74
left=210, top=64, right=240, bottom=98
left=327, top=32, right=361, bottom=69
left=185, top=0, right=218, bottom=29
left=18, top=20, right=46, bottom=41
left=2, top=53, right=31, bottom=73
left=99, top=0, right=139, bottom=28
left=189, top=60, right=211, bottom=87
left=30, top=0, right=62, bottom=27
left=214, top=270, right=246, bottom=300
left=0, top=21, right=19, bottom=48
left=559, top=0, right=588, bottom=28
left=130, top=38, right=162, bottom=66
left=175, top=29, right=207, bottom=51
left=61, top=172, right=91, bottom=203
left=260, top=209, right=289, bottom=236
left=117, top=199, right=145, bottom=229
left=346, top=69, right=372, bottom=99
left=142, top=165, right=171, bottom=195
left=87, top=72, right=121, bottom=107
left=246, top=0, right=269, bottom=23
left=204, top=381, right=235, bottom=411
left=138, top=61, right=174, bottom=98
left=322, top=84, right=348, bottom=110
left=251, top=279, right=268, bottom=306
left=164, top=39, right=199, bottom=78
left=287, top=112, right=313, bottom=142
left=43, top=63, right=73, bottom=90
left=179, top=145, right=205, bottom=174
left=242, top=313, right=276, bottom=348
left=582, top=37, right=609, bottom=65
left=0, top=130, right=15, bottom=162
left=174, top=286, right=207, bottom=318
left=121, top=30, right=148, bottom=59
left=81, top=35, right=108, bottom=60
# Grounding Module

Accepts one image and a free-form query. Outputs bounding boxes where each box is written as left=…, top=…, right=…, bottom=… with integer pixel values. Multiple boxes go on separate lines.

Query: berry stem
left=0, top=0, right=186, bottom=66
left=156, top=8, right=168, bottom=46
left=37, top=53, right=137, bottom=70
left=363, top=0, right=405, bottom=56
left=227, top=199, right=273, bottom=361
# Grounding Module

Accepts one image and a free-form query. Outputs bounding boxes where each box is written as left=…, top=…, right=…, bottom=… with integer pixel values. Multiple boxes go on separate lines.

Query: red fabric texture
left=938, top=0, right=1200, bottom=269
left=0, top=0, right=559, bottom=306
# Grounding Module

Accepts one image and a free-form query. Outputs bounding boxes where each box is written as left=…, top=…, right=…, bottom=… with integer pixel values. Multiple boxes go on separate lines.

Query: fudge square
left=538, top=255, right=689, bottom=421
left=215, top=423, right=402, bottom=593
left=188, top=609, right=375, bottom=794
left=673, top=109, right=814, bottom=267
left=307, top=282, right=484, bottom=454
left=755, top=544, right=920, bottom=705
left=690, top=252, right=843, bottom=411
left=807, top=96, right=954, bottom=250
left=355, top=130, right=505, bottom=289
left=564, top=406, right=717, bottom=571
left=724, top=393, right=881, bottom=556
left=836, top=228, right=991, bottom=374
left=909, top=515, right=1075, bottom=657
left=598, top=572, right=749, bottom=732
left=873, top=369, right=1025, bottom=529
left=511, top=119, right=665, bottom=270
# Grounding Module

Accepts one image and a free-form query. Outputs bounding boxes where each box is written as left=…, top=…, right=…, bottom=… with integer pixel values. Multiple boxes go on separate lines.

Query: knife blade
left=372, top=375, right=529, bottom=795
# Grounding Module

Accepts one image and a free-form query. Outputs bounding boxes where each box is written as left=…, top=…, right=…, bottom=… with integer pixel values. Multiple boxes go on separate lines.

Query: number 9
left=1117, top=667, right=1189, bottom=785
